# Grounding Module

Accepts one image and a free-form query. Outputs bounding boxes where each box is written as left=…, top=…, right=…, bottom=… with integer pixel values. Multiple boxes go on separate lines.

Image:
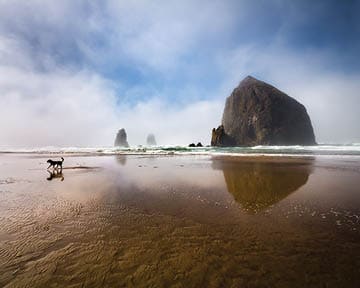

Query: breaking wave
left=1, top=144, right=360, bottom=157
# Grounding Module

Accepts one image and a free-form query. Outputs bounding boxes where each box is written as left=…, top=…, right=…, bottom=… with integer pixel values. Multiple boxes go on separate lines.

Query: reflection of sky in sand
left=0, top=155, right=231, bottom=225
left=110, top=156, right=226, bottom=191
left=47, top=156, right=228, bottom=205
left=39, top=155, right=360, bottom=223
left=1, top=154, right=360, bottom=223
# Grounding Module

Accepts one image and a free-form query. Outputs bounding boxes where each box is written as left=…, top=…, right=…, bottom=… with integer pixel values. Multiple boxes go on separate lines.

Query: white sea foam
left=1, top=144, right=360, bottom=157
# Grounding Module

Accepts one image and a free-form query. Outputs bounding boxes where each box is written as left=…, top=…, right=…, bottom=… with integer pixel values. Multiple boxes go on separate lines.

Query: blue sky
left=0, top=0, right=359, bottom=146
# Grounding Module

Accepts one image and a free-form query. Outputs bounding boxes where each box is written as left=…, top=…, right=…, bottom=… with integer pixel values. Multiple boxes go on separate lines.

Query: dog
left=47, top=157, right=64, bottom=170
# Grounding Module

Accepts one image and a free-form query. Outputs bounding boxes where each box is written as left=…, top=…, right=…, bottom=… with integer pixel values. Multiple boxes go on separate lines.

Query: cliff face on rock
left=146, top=134, right=157, bottom=146
left=114, top=128, right=129, bottom=147
left=212, top=76, right=316, bottom=146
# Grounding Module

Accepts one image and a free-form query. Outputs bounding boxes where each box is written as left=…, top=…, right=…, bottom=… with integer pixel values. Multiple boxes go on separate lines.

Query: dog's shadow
left=47, top=169, right=64, bottom=181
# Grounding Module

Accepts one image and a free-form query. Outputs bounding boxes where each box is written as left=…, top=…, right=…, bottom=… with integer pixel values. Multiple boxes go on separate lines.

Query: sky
left=0, top=0, right=359, bottom=147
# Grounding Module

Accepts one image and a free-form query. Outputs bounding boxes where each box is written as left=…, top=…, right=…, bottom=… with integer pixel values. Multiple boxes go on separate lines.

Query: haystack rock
left=114, top=128, right=129, bottom=147
left=211, top=76, right=316, bottom=146
left=146, top=134, right=157, bottom=146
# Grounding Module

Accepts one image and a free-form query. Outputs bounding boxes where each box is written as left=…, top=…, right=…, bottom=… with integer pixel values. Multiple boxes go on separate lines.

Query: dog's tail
left=61, top=157, right=64, bottom=162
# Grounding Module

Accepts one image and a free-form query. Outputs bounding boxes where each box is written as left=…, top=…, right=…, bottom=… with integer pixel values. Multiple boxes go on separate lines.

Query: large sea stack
left=114, top=128, right=129, bottom=147
left=211, top=76, right=316, bottom=146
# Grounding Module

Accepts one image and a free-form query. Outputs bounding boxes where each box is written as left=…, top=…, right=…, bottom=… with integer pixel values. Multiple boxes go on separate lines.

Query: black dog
left=47, top=157, right=64, bottom=170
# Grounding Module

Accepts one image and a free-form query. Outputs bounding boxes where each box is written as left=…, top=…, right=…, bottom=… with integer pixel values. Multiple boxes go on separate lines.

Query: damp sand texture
left=0, top=154, right=359, bottom=287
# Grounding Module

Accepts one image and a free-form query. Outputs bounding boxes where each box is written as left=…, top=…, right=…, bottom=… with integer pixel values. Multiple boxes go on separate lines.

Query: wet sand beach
left=0, top=153, right=359, bottom=287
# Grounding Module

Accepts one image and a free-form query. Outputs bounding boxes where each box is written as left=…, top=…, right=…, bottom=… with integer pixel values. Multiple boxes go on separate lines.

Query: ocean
left=1, top=144, right=360, bottom=157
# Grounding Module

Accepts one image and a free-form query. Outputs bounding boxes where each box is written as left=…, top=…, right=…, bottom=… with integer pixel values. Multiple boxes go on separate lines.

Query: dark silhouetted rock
left=196, top=142, right=203, bottom=147
left=146, top=134, right=157, bottom=146
left=211, top=76, right=316, bottom=146
left=188, top=143, right=196, bottom=147
left=114, top=128, right=129, bottom=147
left=211, top=125, right=236, bottom=147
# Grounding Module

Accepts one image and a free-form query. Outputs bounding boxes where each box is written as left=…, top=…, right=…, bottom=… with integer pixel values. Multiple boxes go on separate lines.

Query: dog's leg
left=47, top=170, right=54, bottom=180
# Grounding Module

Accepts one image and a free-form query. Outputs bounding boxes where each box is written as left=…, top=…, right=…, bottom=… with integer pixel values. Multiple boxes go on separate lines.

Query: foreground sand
left=0, top=153, right=359, bottom=287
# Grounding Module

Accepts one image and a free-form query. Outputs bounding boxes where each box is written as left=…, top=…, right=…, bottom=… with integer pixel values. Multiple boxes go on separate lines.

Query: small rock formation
left=211, top=125, right=235, bottom=147
left=211, top=76, right=316, bottom=146
left=146, top=133, right=157, bottom=146
left=189, top=142, right=203, bottom=147
left=114, top=128, right=129, bottom=147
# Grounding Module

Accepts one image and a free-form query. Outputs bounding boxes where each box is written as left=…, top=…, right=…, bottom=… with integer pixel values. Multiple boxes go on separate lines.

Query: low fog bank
left=0, top=67, right=222, bottom=148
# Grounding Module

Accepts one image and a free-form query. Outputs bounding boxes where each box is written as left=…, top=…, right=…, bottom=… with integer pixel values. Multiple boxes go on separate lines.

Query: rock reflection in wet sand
left=0, top=154, right=359, bottom=287
left=212, top=158, right=313, bottom=213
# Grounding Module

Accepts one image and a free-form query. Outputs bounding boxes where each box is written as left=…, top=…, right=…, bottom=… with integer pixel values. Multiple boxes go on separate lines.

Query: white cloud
left=0, top=33, right=221, bottom=147
left=0, top=67, right=118, bottom=147
left=0, top=70, right=222, bottom=147
left=0, top=0, right=226, bottom=147
left=104, top=0, right=236, bottom=72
